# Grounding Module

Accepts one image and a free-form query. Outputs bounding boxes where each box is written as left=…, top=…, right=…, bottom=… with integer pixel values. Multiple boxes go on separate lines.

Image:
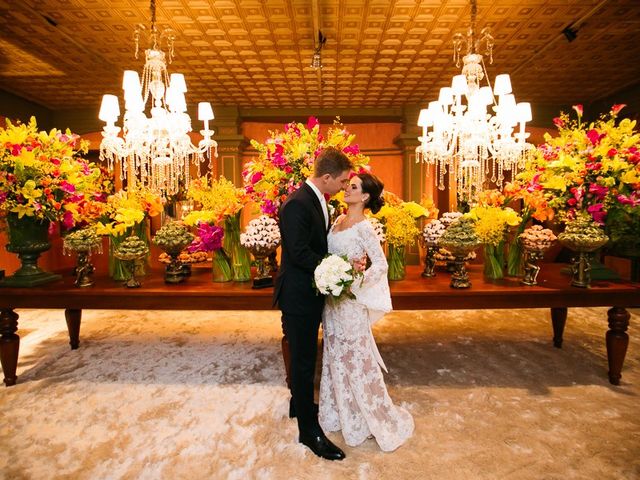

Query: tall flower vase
left=387, top=244, right=406, bottom=281
left=506, top=225, right=527, bottom=277
left=483, top=242, right=505, bottom=280
left=109, top=221, right=149, bottom=281
left=212, top=249, right=232, bottom=282
left=224, top=212, right=251, bottom=282
left=0, top=213, right=61, bottom=287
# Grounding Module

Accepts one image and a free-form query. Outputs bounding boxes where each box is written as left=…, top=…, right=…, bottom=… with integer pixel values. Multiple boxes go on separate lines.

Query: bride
left=319, top=172, right=414, bottom=452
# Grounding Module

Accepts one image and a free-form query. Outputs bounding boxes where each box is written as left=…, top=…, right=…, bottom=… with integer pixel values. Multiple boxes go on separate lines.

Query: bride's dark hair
left=357, top=172, right=385, bottom=214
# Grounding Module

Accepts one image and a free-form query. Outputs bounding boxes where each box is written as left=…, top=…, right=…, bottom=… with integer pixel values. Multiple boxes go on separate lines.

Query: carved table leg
left=606, top=307, right=630, bottom=385
left=64, top=309, right=82, bottom=350
left=551, top=307, right=567, bottom=348
left=0, top=308, right=20, bottom=386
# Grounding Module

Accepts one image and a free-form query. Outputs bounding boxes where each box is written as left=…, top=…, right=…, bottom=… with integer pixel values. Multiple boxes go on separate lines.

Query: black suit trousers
left=282, top=311, right=322, bottom=436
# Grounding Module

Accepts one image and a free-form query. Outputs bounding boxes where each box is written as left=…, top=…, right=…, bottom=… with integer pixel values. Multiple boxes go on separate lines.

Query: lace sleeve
left=351, top=221, right=392, bottom=323
left=359, top=221, right=388, bottom=284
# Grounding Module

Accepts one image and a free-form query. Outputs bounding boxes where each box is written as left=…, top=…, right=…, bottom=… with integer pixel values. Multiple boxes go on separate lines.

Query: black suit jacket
left=273, top=183, right=328, bottom=316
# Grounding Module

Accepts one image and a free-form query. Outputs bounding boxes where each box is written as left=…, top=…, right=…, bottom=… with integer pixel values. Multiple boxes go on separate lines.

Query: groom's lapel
left=302, top=183, right=327, bottom=232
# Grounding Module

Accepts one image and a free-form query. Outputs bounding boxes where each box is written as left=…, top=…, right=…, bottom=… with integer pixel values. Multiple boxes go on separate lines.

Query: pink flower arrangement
left=188, top=223, right=224, bottom=253
left=243, top=117, right=370, bottom=216
left=518, top=104, right=640, bottom=245
left=0, top=117, right=111, bottom=230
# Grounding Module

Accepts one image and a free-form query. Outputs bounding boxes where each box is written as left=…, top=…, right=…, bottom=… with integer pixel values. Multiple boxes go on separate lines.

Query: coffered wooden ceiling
left=0, top=0, right=639, bottom=111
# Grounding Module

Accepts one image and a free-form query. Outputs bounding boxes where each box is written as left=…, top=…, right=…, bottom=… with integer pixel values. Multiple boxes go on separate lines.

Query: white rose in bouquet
left=313, top=254, right=362, bottom=300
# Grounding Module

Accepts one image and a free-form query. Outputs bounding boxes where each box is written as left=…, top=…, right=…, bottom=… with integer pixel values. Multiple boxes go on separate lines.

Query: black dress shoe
left=289, top=399, right=319, bottom=419
left=299, top=433, right=346, bottom=461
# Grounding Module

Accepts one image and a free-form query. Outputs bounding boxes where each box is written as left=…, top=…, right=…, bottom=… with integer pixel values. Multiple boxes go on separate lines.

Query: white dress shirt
left=305, top=179, right=329, bottom=229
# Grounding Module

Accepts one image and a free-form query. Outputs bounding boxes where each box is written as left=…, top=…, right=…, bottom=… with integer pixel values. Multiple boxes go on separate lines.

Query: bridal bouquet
left=314, top=254, right=363, bottom=300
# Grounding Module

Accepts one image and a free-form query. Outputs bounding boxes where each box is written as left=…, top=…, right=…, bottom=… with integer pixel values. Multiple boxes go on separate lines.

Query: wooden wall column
left=210, top=106, right=249, bottom=186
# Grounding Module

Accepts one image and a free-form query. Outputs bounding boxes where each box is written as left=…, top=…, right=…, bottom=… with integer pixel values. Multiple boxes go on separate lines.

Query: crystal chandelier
left=416, top=0, right=534, bottom=203
left=98, top=0, right=217, bottom=197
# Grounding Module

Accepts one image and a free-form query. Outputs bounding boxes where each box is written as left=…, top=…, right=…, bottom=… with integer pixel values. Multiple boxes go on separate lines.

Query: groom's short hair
left=314, top=147, right=352, bottom=178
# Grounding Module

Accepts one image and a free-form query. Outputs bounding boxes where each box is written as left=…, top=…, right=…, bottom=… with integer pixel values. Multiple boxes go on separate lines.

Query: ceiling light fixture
left=562, top=25, right=578, bottom=42
left=416, top=0, right=534, bottom=203
left=310, top=30, right=326, bottom=69
left=98, top=0, right=217, bottom=197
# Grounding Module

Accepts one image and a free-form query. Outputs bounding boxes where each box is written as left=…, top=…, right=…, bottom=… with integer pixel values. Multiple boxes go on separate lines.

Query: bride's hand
left=352, top=255, right=367, bottom=273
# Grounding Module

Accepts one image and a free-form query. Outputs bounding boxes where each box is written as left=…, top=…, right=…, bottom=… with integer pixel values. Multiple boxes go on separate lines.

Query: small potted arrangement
left=421, top=219, right=446, bottom=278
left=152, top=222, right=195, bottom=284
left=240, top=215, right=281, bottom=289
left=438, top=218, right=481, bottom=289
left=519, top=225, right=557, bottom=286
left=62, top=227, right=103, bottom=287
left=558, top=213, right=609, bottom=288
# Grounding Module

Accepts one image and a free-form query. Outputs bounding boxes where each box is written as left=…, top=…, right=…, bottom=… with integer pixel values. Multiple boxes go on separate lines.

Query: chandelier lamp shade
left=98, top=0, right=217, bottom=197
left=416, top=0, right=533, bottom=203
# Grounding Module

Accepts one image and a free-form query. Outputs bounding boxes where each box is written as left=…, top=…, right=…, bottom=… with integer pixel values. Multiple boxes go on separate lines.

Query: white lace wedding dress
left=319, top=217, right=414, bottom=452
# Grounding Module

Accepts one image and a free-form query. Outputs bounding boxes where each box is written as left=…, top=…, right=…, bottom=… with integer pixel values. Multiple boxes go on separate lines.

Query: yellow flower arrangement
left=465, top=205, right=522, bottom=246
left=373, top=194, right=430, bottom=247
left=183, top=176, right=247, bottom=226
left=95, top=187, right=162, bottom=237
left=0, top=117, right=110, bottom=230
left=518, top=104, right=640, bottom=247
left=464, top=190, right=523, bottom=279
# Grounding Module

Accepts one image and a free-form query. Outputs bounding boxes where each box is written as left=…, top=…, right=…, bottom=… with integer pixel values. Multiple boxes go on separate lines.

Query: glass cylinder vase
left=387, top=244, right=406, bottom=281
left=506, top=238, right=524, bottom=277
left=212, top=249, right=232, bottom=282
left=483, top=243, right=505, bottom=280
left=223, top=212, right=251, bottom=282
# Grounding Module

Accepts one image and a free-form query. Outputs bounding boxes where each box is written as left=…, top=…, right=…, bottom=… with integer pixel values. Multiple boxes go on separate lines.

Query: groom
left=274, top=147, right=352, bottom=460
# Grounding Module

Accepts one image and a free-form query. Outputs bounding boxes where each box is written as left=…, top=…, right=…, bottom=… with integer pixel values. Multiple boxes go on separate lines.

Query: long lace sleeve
left=351, top=221, right=392, bottom=324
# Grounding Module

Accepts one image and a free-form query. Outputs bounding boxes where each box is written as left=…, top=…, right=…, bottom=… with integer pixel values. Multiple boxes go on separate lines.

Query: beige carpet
left=0, top=306, right=638, bottom=480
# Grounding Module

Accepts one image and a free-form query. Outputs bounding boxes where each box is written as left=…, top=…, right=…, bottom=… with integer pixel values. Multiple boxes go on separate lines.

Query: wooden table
left=0, top=264, right=637, bottom=387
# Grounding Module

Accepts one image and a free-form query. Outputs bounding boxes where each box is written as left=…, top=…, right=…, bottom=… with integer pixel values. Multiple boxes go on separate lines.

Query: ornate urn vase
left=63, top=228, right=103, bottom=288
left=558, top=215, right=609, bottom=288
left=519, top=225, right=557, bottom=287
left=438, top=218, right=480, bottom=289
left=559, top=236, right=609, bottom=288
left=422, top=241, right=438, bottom=278
left=248, top=245, right=278, bottom=289
left=1, top=213, right=61, bottom=287
left=152, top=222, right=194, bottom=284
